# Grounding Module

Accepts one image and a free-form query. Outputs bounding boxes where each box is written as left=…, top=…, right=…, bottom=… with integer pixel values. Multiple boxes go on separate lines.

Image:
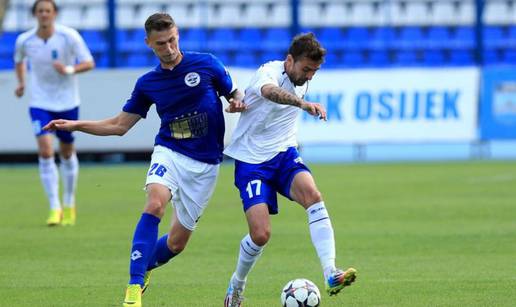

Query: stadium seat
left=267, top=3, right=291, bottom=27
left=508, top=26, right=516, bottom=47
left=207, top=28, right=238, bottom=51
left=325, top=3, right=348, bottom=27
left=126, top=52, right=152, bottom=67
left=404, top=1, right=431, bottom=25
left=348, top=2, right=381, bottom=26
left=483, top=26, right=505, bottom=49
left=503, top=50, right=516, bottom=63
left=324, top=51, right=341, bottom=67
left=0, top=57, right=13, bottom=69
left=206, top=3, right=243, bottom=27
left=300, top=2, right=322, bottom=27
left=426, top=26, right=451, bottom=49
left=116, top=5, right=137, bottom=28
left=263, top=28, right=290, bottom=52
left=451, top=26, right=475, bottom=49
left=393, top=50, right=418, bottom=66
left=431, top=1, right=455, bottom=25
left=482, top=49, right=499, bottom=65
left=92, top=52, right=109, bottom=68
left=318, top=27, right=346, bottom=51
left=58, top=5, right=83, bottom=29
left=483, top=1, right=512, bottom=24
left=117, top=29, right=146, bottom=52
left=396, top=26, right=425, bottom=49
left=167, top=3, right=202, bottom=28
left=368, top=50, right=390, bottom=67
left=456, top=1, right=475, bottom=25
left=80, top=30, right=107, bottom=53
left=369, top=27, right=395, bottom=49
left=449, top=49, right=474, bottom=65
left=345, top=27, right=370, bottom=49
left=237, top=28, right=263, bottom=51
left=214, top=51, right=231, bottom=66
left=423, top=50, right=445, bottom=66
left=234, top=53, right=259, bottom=68
left=260, top=51, right=284, bottom=64
left=244, top=3, right=270, bottom=27
left=82, top=5, right=108, bottom=29
left=341, top=50, right=365, bottom=67
left=0, top=31, right=19, bottom=54
left=181, top=28, right=207, bottom=51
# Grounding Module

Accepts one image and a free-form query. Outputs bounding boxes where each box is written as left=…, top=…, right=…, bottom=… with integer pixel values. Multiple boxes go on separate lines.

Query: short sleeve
left=122, top=79, right=153, bottom=118
left=249, top=65, right=279, bottom=97
left=210, top=54, right=234, bottom=97
left=69, top=29, right=94, bottom=63
left=13, top=35, right=26, bottom=63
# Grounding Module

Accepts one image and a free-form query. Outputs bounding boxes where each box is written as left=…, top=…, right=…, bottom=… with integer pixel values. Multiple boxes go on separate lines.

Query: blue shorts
left=234, top=147, right=310, bottom=215
left=29, top=107, right=79, bottom=143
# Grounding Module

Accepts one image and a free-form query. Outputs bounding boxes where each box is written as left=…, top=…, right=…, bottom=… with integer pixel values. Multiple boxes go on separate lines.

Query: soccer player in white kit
left=13, top=0, right=95, bottom=226
left=223, top=33, right=357, bottom=307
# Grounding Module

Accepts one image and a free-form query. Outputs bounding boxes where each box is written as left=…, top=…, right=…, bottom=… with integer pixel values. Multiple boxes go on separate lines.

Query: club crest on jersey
left=184, top=72, right=201, bottom=87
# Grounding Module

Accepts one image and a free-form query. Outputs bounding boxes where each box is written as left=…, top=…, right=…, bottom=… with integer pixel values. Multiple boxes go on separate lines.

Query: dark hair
left=144, top=13, right=176, bottom=34
left=288, top=32, right=326, bottom=63
left=32, top=0, right=58, bottom=15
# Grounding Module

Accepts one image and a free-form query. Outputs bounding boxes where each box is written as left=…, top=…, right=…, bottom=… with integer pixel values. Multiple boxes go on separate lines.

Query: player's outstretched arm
left=224, top=89, right=247, bottom=113
left=43, top=111, right=141, bottom=136
left=261, top=84, right=327, bottom=120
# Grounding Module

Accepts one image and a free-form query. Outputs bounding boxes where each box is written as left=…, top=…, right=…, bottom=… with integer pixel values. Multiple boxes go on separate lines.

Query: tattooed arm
left=261, top=84, right=327, bottom=120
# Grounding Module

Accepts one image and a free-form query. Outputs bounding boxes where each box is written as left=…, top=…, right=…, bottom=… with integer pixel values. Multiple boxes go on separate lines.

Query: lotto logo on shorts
left=294, top=157, right=303, bottom=164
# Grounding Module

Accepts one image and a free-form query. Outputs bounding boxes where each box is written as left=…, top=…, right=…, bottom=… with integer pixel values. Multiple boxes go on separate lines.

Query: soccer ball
left=280, top=278, right=321, bottom=307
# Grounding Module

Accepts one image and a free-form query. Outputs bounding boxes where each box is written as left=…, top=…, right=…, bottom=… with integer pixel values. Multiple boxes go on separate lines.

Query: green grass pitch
left=0, top=161, right=515, bottom=306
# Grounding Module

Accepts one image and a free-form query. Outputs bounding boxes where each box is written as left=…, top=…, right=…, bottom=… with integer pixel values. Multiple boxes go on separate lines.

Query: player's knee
left=250, top=228, right=270, bottom=246
left=167, top=240, right=186, bottom=254
left=302, top=189, right=322, bottom=207
left=144, top=199, right=166, bottom=218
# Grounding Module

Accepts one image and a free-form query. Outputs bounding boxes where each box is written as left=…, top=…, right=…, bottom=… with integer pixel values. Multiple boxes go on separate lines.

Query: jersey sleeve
left=69, top=29, right=94, bottom=63
left=249, top=65, right=279, bottom=98
left=122, top=79, right=153, bottom=118
left=210, top=54, right=235, bottom=97
left=13, top=35, right=26, bottom=63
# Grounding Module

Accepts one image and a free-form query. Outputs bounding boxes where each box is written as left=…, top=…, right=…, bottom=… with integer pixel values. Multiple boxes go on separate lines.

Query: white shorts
left=145, top=145, right=219, bottom=231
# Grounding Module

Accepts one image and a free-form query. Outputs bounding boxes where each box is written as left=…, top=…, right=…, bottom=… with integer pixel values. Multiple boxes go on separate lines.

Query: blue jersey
left=123, top=52, right=234, bottom=164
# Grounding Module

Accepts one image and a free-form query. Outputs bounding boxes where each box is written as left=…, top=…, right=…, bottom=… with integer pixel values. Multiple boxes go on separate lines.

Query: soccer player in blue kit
left=44, top=13, right=246, bottom=307
left=223, top=33, right=357, bottom=307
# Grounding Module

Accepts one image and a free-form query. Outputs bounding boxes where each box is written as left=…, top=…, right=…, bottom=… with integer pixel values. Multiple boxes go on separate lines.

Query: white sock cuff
left=241, top=234, right=263, bottom=256
left=60, top=153, right=78, bottom=166
left=39, top=156, right=55, bottom=165
left=306, top=202, right=329, bottom=223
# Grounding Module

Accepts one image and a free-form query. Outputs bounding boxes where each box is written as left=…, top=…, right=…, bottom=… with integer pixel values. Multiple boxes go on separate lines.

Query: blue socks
left=129, top=213, right=160, bottom=286
left=147, top=234, right=177, bottom=271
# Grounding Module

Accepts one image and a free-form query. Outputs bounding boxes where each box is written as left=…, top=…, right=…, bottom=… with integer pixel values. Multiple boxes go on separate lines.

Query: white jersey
left=14, top=24, right=93, bottom=112
left=224, top=61, right=308, bottom=163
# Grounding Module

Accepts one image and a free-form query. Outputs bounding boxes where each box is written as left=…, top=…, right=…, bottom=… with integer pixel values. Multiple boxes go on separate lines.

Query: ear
left=145, top=36, right=150, bottom=48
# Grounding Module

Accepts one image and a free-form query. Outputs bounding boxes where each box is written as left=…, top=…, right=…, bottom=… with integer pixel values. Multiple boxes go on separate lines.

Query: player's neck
left=160, top=53, right=183, bottom=70
left=37, top=24, right=55, bottom=40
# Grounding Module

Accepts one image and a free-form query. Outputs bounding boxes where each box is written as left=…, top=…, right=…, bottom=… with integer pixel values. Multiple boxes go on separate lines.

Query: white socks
left=38, top=157, right=60, bottom=210
left=234, top=234, right=264, bottom=288
left=60, top=153, right=79, bottom=207
left=306, top=202, right=336, bottom=278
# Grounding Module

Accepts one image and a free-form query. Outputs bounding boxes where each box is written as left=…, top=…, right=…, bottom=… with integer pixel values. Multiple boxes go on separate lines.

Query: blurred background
left=0, top=0, right=515, bottom=163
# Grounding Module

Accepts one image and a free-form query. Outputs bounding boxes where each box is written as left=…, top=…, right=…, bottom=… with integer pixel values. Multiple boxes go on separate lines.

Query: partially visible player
left=13, top=0, right=95, bottom=226
left=223, top=33, right=357, bottom=307
left=44, top=13, right=245, bottom=307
